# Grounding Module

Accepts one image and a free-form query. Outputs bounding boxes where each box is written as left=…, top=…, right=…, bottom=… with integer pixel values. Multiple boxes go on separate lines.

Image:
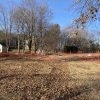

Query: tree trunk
left=22, top=36, right=25, bottom=54
left=18, top=34, right=20, bottom=53
left=28, top=38, right=32, bottom=53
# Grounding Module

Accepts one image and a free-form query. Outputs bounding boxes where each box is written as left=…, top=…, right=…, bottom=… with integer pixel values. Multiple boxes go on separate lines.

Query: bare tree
left=37, top=3, right=52, bottom=53
left=0, top=4, right=14, bottom=52
left=19, top=0, right=38, bottom=53
left=12, top=7, right=23, bottom=53
left=62, top=26, right=91, bottom=52
left=0, top=0, right=52, bottom=54
left=44, top=24, right=61, bottom=53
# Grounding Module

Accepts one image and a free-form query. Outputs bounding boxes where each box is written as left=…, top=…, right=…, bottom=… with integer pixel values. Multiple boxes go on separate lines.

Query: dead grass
left=0, top=53, right=100, bottom=100
left=0, top=60, right=70, bottom=100
left=68, top=61, right=100, bottom=100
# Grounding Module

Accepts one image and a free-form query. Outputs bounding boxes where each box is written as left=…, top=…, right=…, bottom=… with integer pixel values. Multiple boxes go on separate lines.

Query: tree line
left=0, top=0, right=99, bottom=54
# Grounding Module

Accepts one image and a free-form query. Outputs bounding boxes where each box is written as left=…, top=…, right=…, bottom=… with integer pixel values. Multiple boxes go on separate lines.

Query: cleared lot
left=0, top=53, right=100, bottom=100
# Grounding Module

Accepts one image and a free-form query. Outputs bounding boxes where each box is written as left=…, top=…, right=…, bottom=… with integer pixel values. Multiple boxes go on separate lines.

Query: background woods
left=0, top=0, right=99, bottom=54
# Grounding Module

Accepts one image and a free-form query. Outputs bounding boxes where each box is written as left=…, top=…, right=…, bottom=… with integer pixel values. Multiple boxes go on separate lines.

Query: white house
left=0, top=43, right=7, bottom=53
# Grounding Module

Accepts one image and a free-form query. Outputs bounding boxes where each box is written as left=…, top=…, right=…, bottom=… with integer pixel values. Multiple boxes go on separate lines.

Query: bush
left=64, top=46, right=78, bottom=53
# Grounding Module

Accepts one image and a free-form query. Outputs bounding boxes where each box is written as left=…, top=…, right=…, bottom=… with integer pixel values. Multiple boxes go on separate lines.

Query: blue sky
left=46, top=0, right=76, bottom=28
left=0, top=0, right=77, bottom=29
left=46, top=0, right=100, bottom=33
left=0, top=0, right=99, bottom=32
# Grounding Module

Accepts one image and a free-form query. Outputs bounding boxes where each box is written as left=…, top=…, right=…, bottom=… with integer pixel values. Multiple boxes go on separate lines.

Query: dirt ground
left=0, top=53, right=100, bottom=100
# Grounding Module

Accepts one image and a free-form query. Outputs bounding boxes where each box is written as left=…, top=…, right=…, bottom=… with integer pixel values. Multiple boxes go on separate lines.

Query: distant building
left=25, top=40, right=29, bottom=50
left=0, top=43, right=7, bottom=53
